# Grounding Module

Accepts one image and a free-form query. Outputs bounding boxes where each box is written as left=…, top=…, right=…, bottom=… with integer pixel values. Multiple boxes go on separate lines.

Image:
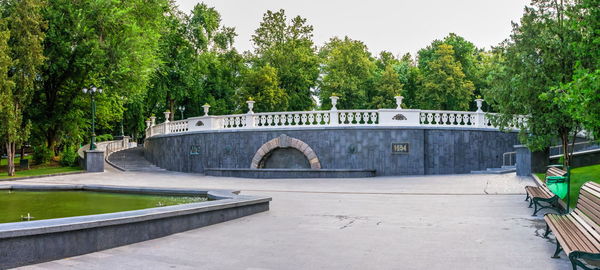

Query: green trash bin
left=547, top=176, right=568, bottom=199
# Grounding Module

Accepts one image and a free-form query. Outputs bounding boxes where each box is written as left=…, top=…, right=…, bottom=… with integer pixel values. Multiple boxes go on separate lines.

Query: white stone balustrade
left=144, top=98, right=527, bottom=138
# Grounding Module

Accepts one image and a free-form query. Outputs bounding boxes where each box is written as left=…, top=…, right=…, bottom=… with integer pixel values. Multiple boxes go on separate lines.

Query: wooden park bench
left=544, top=181, right=600, bottom=270
left=525, top=166, right=568, bottom=216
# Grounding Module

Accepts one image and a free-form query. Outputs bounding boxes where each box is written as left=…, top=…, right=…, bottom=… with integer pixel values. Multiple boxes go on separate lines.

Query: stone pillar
left=515, top=145, right=549, bottom=176
left=474, top=98, right=485, bottom=128
left=329, top=96, right=339, bottom=126
left=84, top=150, right=104, bottom=172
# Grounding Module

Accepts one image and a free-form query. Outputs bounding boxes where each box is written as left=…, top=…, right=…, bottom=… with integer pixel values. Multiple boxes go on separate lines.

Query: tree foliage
left=318, top=36, right=376, bottom=109
left=28, top=0, right=167, bottom=152
left=0, top=0, right=46, bottom=176
left=249, top=9, right=319, bottom=111
left=484, top=0, right=582, bottom=166
left=417, top=44, right=474, bottom=110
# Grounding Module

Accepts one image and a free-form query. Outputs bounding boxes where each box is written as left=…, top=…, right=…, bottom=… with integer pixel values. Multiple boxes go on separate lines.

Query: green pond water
left=0, top=190, right=208, bottom=223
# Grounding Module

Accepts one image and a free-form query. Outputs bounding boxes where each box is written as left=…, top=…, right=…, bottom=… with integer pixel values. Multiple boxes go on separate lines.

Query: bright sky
left=174, top=0, right=527, bottom=56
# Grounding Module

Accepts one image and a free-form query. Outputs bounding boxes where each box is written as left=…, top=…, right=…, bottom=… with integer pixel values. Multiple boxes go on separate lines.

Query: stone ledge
left=205, top=168, right=376, bottom=178
left=0, top=184, right=271, bottom=269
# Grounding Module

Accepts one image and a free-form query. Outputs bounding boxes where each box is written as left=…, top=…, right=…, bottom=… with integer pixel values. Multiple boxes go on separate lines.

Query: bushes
left=33, top=145, right=53, bottom=165
left=59, top=146, right=78, bottom=167
left=95, top=134, right=114, bottom=142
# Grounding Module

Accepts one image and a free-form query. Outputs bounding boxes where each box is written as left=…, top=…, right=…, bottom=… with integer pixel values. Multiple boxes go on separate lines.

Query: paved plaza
left=5, top=168, right=572, bottom=270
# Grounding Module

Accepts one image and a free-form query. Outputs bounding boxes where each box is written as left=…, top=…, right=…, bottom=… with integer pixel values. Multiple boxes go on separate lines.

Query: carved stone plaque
left=391, top=143, right=409, bottom=154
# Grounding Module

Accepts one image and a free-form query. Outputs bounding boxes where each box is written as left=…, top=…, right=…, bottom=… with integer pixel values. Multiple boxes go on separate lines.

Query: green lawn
left=0, top=156, right=82, bottom=180
left=0, top=166, right=82, bottom=180
left=536, top=163, right=600, bottom=207
left=0, top=155, right=30, bottom=166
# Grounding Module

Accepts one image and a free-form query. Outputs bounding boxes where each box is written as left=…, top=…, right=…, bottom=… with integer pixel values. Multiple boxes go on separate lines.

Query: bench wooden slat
left=578, top=192, right=600, bottom=225
left=566, top=214, right=600, bottom=253
left=577, top=198, right=600, bottom=225
left=555, top=215, right=589, bottom=253
left=547, top=216, right=576, bottom=254
left=572, top=211, right=600, bottom=247
left=545, top=181, right=600, bottom=263
left=575, top=209, right=600, bottom=240
left=586, top=182, right=600, bottom=194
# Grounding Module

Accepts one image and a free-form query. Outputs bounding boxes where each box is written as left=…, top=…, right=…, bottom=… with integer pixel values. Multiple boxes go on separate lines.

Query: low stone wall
left=205, top=168, right=376, bottom=178
left=550, top=148, right=600, bottom=168
left=0, top=185, right=271, bottom=269
left=145, top=126, right=518, bottom=176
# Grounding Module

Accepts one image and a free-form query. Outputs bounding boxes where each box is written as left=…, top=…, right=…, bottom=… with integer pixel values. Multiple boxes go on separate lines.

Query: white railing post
left=145, top=120, right=151, bottom=137
left=246, top=100, right=256, bottom=128
left=329, top=96, right=339, bottom=126
left=163, top=111, right=171, bottom=134
left=149, top=116, right=156, bottom=137
left=474, top=98, right=484, bottom=128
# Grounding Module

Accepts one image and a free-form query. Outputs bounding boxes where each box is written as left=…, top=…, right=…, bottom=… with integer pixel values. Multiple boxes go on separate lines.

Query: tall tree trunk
left=560, top=129, right=570, bottom=168
left=169, top=98, right=175, bottom=121
left=6, top=142, right=15, bottom=176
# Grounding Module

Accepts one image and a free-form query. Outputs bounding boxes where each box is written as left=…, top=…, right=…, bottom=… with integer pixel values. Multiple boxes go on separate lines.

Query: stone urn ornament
left=150, top=115, right=156, bottom=126
left=202, top=104, right=211, bottom=116
left=475, top=98, right=484, bottom=112
left=394, top=96, right=404, bottom=110
left=145, top=119, right=151, bottom=129
left=164, top=111, right=171, bottom=123
left=247, top=100, right=255, bottom=114
left=330, top=95, right=339, bottom=110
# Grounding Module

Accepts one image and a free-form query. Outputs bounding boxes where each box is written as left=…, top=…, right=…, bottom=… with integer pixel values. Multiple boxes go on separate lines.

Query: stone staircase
left=470, top=165, right=516, bottom=174
left=107, top=147, right=167, bottom=172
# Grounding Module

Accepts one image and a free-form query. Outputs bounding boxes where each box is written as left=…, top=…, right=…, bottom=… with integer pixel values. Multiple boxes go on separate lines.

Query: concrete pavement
left=4, top=171, right=571, bottom=270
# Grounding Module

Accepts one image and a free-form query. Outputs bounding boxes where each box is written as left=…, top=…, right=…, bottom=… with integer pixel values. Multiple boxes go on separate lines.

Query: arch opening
left=250, top=134, right=321, bottom=169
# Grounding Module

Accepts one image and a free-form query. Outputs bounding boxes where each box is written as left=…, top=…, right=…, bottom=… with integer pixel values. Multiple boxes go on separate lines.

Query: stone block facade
left=144, top=127, right=518, bottom=176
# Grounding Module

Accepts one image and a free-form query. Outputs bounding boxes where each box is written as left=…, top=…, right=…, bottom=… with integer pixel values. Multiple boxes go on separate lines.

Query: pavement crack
left=339, top=219, right=355, bottom=229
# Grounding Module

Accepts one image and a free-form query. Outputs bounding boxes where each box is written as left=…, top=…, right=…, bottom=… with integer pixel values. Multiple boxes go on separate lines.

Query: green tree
left=417, top=44, right=474, bottom=110
left=0, top=0, right=46, bottom=176
left=146, top=3, right=241, bottom=122
left=250, top=9, right=320, bottom=111
left=239, top=65, right=288, bottom=113
left=556, top=0, right=600, bottom=139
left=0, top=19, right=15, bottom=168
left=318, top=36, right=376, bottom=109
left=369, top=64, right=403, bottom=109
left=484, top=0, right=580, bottom=166
left=394, top=53, right=421, bottom=109
left=31, top=0, right=167, bottom=150
left=146, top=10, right=195, bottom=121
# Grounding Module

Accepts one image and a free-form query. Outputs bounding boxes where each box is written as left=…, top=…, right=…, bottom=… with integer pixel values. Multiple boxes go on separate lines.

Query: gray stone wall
left=144, top=127, right=518, bottom=176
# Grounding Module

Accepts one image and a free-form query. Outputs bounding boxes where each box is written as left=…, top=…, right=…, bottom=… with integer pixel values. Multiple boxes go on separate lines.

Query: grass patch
left=0, top=166, right=82, bottom=180
left=0, top=155, right=31, bottom=166
left=536, top=163, right=600, bottom=207
left=0, top=157, right=82, bottom=180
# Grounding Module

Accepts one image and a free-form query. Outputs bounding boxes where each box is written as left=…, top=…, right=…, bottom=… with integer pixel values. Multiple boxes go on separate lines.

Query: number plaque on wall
left=391, top=143, right=409, bottom=154
left=190, top=145, right=201, bottom=156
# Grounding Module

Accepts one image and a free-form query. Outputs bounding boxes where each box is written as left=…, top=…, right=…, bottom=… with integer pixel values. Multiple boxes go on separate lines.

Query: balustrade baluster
left=462, top=115, right=469, bottom=125
left=371, top=112, right=378, bottom=124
